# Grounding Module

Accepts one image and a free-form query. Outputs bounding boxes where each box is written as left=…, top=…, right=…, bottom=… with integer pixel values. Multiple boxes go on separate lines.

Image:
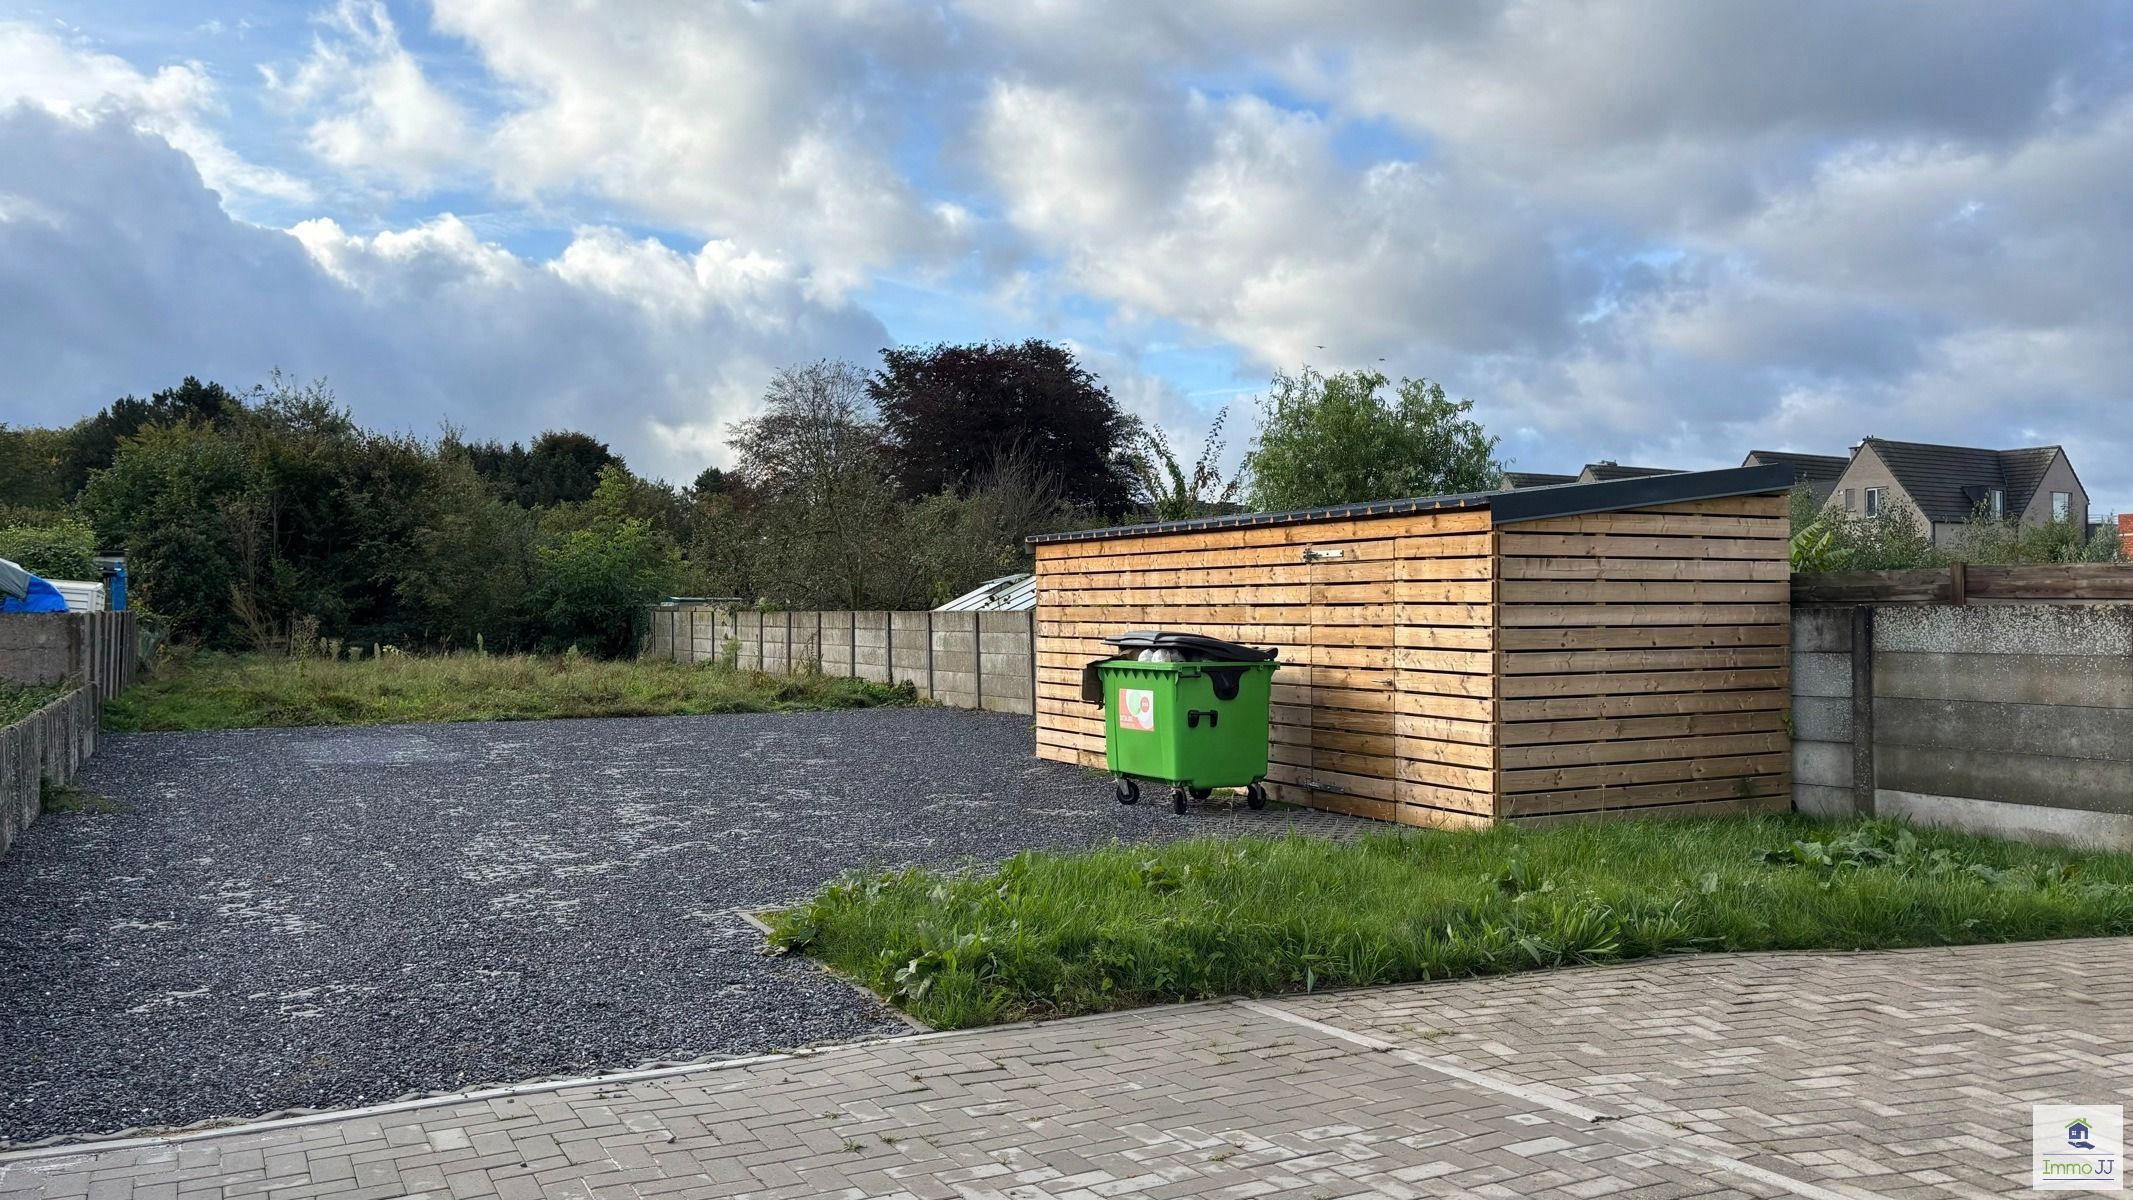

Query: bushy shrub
left=0, top=517, right=99, bottom=580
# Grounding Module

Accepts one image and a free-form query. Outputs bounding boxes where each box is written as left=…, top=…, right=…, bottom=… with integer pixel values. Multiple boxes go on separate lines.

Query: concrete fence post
left=1850, top=604, right=1876, bottom=816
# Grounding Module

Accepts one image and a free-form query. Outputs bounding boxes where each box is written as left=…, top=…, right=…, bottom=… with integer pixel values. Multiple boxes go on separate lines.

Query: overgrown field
left=0, top=682, right=66, bottom=726
left=769, top=818, right=2133, bottom=1029
left=105, top=651, right=917, bottom=731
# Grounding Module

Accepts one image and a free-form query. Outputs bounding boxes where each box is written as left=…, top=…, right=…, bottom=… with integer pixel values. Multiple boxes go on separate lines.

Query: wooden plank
left=1498, top=667, right=1788, bottom=699
left=1499, top=580, right=1789, bottom=604
left=1501, top=752, right=1791, bottom=792
left=1501, top=689, right=1786, bottom=722
left=1499, top=603, right=1790, bottom=628
left=1500, top=731, right=1790, bottom=769
left=1499, top=624, right=1789, bottom=651
left=1791, top=568, right=1955, bottom=604
left=1501, top=774, right=1790, bottom=816
left=1536, top=512, right=1789, bottom=539
left=1497, top=708, right=1783, bottom=746
left=1501, top=556, right=1791, bottom=582
left=1507, top=791, right=1791, bottom=823
left=1497, top=532, right=1783, bottom=560
left=1501, top=646, right=1786, bottom=674
left=1970, top=564, right=2133, bottom=601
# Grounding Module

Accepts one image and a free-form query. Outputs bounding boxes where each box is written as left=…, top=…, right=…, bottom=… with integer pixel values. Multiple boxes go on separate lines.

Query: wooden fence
left=643, top=605, right=1036, bottom=715
left=1794, top=563, right=2133, bottom=605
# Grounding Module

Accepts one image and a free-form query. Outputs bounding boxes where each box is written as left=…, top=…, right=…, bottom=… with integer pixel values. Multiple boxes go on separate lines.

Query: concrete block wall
left=643, top=605, right=1036, bottom=716
left=1, top=685, right=99, bottom=858
left=1791, top=603, right=2133, bottom=848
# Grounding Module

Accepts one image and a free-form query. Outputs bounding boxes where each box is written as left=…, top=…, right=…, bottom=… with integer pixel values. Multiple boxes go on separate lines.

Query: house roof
left=1027, top=465, right=1795, bottom=545
left=1744, top=450, right=1849, bottom=488
left=1501, top=471, right=1577, bottom=488
left=1580, top=462, right=1682, bottom=482
left=1860, top=437, right=2067, bottom=523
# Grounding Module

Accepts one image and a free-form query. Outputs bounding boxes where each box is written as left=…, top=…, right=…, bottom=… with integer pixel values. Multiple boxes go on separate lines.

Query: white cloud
left=428, top=0, right=964, bottom=296
left=0, top=108, right=886, bottom=481
left=0, top=19, right=311, bottom=203
left=264, top=0, right=472, bottom=188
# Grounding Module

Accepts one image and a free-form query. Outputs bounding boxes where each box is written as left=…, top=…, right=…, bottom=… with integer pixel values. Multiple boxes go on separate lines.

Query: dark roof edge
left=1026, top=491, right=1494, bottom=545
left=1026, top=465, right=1795, bottom=546
left=1488, top=464, right=1795, bottom=525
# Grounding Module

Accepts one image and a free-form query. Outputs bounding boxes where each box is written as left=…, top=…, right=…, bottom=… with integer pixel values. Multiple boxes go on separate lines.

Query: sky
left=2, top=2, right=2131, bottom=511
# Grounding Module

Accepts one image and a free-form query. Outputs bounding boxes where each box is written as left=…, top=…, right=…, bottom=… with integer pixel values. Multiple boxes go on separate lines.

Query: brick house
left=1822, top=437, right=2088, bottom=547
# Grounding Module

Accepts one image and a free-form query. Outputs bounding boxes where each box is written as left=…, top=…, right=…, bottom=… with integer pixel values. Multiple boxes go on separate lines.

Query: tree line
left=0, top=344, right=1507, bottom=656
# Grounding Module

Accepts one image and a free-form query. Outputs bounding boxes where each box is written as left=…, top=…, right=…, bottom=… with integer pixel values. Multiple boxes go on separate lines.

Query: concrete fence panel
left=642, top=604, right=1036, bottom=715
left=1, top=685, right=100, bottom=858
left=1791, top=603, right=2133, bottom=847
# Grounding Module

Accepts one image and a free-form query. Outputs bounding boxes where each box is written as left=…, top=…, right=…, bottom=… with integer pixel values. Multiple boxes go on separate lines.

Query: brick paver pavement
left=4, top=939, right=2124, bottom=1199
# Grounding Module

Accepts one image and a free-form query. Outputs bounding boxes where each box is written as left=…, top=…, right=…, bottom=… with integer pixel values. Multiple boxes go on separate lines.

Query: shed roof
left=1860, top=437, right=2066, bottom=523
left=935, top=573, right=1037, bottom=611
left=1028, top=464, right=1794, bottom=546
left=1744, top=450, right=1848, bottom=486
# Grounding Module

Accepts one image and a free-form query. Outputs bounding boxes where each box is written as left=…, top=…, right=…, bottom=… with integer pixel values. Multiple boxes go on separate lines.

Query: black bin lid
left=1100, top=630, right=1278, bottom=662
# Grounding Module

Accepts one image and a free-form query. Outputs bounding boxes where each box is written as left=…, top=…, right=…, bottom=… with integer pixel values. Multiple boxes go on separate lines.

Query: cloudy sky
left=3, top=2, right=2130, bottom=509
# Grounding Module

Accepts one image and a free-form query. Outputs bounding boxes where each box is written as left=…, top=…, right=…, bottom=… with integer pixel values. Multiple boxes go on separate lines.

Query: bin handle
left=1188, top=709, right=1219, bottom=729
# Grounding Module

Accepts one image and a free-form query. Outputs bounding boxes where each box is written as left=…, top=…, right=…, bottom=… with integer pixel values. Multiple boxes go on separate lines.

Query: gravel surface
left=0, top=708, right=1372, bottom=1143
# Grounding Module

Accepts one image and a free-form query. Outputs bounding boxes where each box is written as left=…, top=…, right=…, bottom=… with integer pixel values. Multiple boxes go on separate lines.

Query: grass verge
left=767, top=816, right=2133, bottom=1029
left=105, top=651, right=918, bottom=731
left=0, top=682, right=65, bottom=727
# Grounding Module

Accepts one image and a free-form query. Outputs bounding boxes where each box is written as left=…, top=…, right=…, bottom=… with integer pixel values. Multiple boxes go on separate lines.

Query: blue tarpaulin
left=0, top=571, right=67, bottom=613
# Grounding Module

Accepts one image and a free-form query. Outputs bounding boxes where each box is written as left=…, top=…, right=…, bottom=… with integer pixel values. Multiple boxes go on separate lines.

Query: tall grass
left=769, top=817, right=2133, bottom=1029
left=0, top=682, right=66, bottom=727
left=105, top=651, right=917, bottom=731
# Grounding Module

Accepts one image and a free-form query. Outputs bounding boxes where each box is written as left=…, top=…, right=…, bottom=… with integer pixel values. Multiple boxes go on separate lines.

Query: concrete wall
left=1792, top=603, right=2133, bottom=848
left=642, top=605, right=1036, bottom=716
left=0, top=612, right=139, bottom=697
left=0, top=685, right=98, bottom=858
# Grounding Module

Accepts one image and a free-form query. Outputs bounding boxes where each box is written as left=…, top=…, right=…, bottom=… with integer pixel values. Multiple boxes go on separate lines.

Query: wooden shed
left=1031, top=466, right=1796, bottom=828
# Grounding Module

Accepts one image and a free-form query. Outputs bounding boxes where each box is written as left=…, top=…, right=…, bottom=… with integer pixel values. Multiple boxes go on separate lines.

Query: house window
left=2053, top=491, right=2072, bottom=521
left=1989, top=488, right=2005, bottom=518
left=1843, top=488, right=1856, bottom=512
left=1864, top=487, right=1884, bottom=517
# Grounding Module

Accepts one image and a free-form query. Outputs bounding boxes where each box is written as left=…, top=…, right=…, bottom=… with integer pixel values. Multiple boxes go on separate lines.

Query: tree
left=61, top=376, right=243, bottom=499
left=871, top=340, right=1139, bottom=516
left=78, top=421, right=253, bottom=641
left=0, top=517, right=99, bottom=579
left=527, top=469, right=685, bottom=656
left=906, top=451, right=1075, bottom=604
left=1241, top=368, right=1504, bottom=511
left=729, top=361, right=915, bottom=608
left=1129, top=408, right=1241, bottom=523
left=467, top=430, right=623, bottom=507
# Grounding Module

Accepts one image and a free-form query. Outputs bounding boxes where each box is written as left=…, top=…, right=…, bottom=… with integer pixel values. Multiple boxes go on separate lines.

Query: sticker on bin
left=1118, top=688, right=1156, bottom=731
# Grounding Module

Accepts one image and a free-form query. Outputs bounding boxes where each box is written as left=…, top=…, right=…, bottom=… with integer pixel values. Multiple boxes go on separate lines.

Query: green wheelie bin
left=1087, top=630, right=1279, bottom=814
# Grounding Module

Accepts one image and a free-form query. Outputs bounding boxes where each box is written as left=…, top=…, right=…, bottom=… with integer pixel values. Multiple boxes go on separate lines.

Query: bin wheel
left=1245, top=783, right=1267, bottom=811
left=1188, top=786, right=1212, bottom=801
left=1171, top=787, right=1190, bottom=815
left=1116, top=778, right=1140, bottom=806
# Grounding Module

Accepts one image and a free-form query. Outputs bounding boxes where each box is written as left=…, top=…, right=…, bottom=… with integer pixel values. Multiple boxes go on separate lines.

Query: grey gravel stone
left=0, top=708, right=1370, bottom=1143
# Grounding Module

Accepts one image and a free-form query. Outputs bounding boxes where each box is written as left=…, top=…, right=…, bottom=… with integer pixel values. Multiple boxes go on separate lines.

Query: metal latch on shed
left=1300, top=547, right=1345, bottom=562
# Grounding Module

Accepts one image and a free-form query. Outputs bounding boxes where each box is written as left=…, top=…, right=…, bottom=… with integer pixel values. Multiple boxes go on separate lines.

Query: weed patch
left=106, top=651, right=918, bottom=731
left=768, top=817, right=2133, bottom=1029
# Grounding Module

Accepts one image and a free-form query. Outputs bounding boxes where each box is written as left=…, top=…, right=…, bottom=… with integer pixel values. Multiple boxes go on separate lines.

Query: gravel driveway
left=0, top=708, right=1369, bottom=1144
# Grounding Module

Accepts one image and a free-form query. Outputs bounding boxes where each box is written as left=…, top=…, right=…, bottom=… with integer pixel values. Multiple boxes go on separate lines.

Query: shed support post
left=925, top=610, right=935, bottom=699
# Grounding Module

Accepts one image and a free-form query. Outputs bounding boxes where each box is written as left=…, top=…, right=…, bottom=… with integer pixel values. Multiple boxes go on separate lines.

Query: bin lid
left=1100, top=630, right=1278, bottom=661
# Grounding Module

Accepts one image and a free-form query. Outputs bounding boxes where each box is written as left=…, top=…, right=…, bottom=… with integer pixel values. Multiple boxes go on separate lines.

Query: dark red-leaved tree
left=870, top=340, right=1138, bottom=516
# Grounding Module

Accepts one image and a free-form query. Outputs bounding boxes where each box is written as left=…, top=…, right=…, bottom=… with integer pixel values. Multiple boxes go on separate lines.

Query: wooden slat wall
left=1492, top=495, right=1794, bottom=823
left=1032, top=509, right=1495, bottom=829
